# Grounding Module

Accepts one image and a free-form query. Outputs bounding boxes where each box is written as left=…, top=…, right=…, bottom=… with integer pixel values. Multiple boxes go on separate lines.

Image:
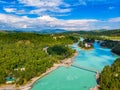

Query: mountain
left=1, top=29, right=67, bottom=34
left=38, top=29, right=67, bottom=34
left=66, top=29, right=120, bottom=36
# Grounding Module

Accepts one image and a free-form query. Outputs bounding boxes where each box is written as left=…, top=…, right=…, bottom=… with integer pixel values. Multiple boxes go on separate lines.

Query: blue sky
left=0, top=0, right=120, bottom=31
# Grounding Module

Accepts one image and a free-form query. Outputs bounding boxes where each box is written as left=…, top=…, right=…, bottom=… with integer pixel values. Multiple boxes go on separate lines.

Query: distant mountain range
left=0, top=29, right=120, bottom=35
left=37, top=29, right=67, bottom=34
left=3, top=29, right=67, bottom=34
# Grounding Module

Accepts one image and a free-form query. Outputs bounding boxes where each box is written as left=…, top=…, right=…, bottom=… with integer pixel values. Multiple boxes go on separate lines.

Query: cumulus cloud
left=3, top=8, right=16, bottom=13
left=18, top=0, right=69, bottom=7
left=0, top=13, right=101, bottom=30
left=1, top=13, right=119, bottom=31
left=30, top=8, right=71, bottom=15
left=38, top=15, right=57, bottom=21
left=3, top=7, right=26, bottom=15
left=0, top=13, right=32, bottom=28
left=18, top=0, right=71, bottom=15
left=108, top=17, right=120, bottom=22
left=0, top=0, right=71, bottom=16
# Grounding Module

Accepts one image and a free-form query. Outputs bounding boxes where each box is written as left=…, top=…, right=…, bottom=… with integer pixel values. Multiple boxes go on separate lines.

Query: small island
left=78, top=38, right=94, bottom=50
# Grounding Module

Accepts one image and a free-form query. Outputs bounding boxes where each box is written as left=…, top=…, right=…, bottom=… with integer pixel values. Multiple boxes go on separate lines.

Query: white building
left=85, top=43, right=91, bottom=47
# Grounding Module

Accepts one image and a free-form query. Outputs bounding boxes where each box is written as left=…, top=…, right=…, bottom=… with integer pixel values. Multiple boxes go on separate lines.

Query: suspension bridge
left=71, top=64, right=101, bottom=73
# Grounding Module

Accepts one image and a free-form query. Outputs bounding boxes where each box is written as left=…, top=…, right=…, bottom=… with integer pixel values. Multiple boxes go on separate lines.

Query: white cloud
left=30, top=8, right=71, bottom=15
left=0, top=13, right=119, bottom=31
left=18, top=0, right=69, bottom=7
left=22, top=24, right=27, bottom=28
left=0, top=13, right=30, bottom=28
left=102, top=26, right=111, bottom=29
left=3, top=8, right=16, bottom=13
left=108, top=17, right=120, bottom=22
left=71, top=0, right=87, bottom=7
left=3, top=7, right=26, bottom=14
left=18, top=0, right=71, bottom=15
left=0, top=13, right=98, bottom=30
left=38, top=15, right=57, bottom=22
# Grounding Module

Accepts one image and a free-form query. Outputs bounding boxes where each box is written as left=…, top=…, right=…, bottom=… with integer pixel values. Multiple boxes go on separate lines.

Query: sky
left=0, top=0, right=120, bottom=31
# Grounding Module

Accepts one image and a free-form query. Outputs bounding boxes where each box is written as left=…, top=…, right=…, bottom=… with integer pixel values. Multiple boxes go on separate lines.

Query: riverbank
left=90, top=85, right=100, bottom=90
left=80, top=47, right=93, bottom=50
left=0, top=52, right=78, bottom=90
left=90, top=72, right=100, bottom=90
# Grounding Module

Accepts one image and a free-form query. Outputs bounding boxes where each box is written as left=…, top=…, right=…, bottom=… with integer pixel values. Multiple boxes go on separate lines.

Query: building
left=85, top=43, right=91, bottom=47
left=5, top=77, right=14, bottom=84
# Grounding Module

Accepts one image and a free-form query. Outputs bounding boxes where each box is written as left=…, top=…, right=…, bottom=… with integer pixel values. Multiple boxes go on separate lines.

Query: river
left=31, top=41, right=118, bottom=90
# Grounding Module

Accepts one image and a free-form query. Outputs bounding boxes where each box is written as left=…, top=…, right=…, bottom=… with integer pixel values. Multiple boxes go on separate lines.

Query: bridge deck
left=71, top=64, right=100, bottom=73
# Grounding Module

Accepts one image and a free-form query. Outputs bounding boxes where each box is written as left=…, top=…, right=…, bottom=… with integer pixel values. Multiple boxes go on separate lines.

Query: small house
left=85, top=43, right=91, bottom=47
left=5, top=77, right=14, bottom=84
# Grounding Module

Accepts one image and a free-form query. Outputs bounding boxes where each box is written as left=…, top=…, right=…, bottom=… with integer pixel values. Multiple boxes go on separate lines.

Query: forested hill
left=67, top=29, right=120, bottom=36
left=0, top=29, right=67, bottom=34
left=0, top=32, right=78, bottom=85
left=1, top=29, right=120, bottom=36
left=100, top=58, right=120, bottom=90
left=98, top=29, right=120, bottom=36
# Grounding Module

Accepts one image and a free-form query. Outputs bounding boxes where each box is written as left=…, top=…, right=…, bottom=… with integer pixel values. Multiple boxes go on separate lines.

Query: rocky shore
left=90, top=72, right=100, bottom=90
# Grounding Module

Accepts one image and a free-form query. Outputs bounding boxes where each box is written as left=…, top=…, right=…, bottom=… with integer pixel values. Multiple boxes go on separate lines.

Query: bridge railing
left=71, top=64, right=101, bottom=73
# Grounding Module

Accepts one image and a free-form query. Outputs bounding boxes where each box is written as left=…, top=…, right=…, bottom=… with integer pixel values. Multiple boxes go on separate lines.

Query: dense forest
left=111, top=44, right=120, bottom=56
left=0, top=29, right=120, bottom=86
left=0, top=32, right=78, bottom=85
left=100, top=58, right=120, bottom=90
left=67, top=29, right=120, bottom=41
left=47, top=45, right=75, bottom=60
left=69, top=29, right=120, bottom=36
left=100, top=40, right=120, bottom=55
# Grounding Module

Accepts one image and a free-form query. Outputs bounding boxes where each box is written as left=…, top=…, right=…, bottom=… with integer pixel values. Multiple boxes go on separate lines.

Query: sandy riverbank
left=0, top=52, right=78, bottom=90
left=90, top=85, right=100, bottom=90
left=80, top=47, right=93, bottom=50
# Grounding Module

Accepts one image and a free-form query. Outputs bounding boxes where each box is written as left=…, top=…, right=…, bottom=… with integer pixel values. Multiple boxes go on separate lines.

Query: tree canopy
left=100, top=58, right=120, bottom=90
left=0, top=32, right=78, bottom=85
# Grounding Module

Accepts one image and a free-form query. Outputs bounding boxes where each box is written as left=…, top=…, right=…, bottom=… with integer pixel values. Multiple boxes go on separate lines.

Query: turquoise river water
left=31, top=41, right=118, bottom=90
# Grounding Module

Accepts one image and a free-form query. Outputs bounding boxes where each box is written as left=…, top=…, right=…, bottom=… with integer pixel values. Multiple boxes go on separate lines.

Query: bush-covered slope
left=0, top=32, right=78, bottom=85
left=100, top=40, right=120, bottom=55
left=100, top=58, right=120, bottom=90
